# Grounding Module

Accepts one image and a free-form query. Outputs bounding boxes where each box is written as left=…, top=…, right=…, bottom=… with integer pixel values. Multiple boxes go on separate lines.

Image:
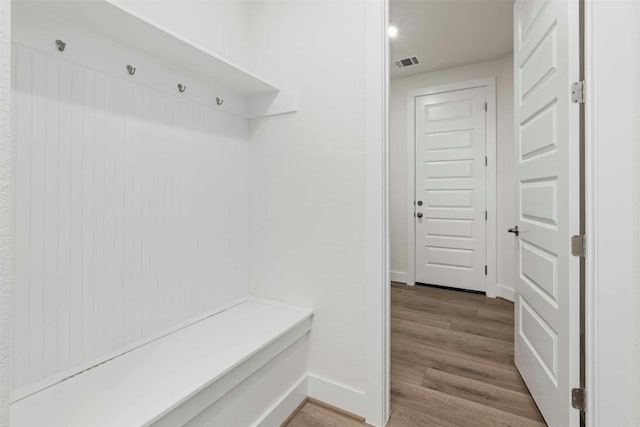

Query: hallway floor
left=285, top=283, right=546, bottom=426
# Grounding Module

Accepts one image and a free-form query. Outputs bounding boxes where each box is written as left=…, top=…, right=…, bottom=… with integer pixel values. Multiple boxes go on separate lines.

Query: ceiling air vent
left=394, top=56, right=419, bottom=68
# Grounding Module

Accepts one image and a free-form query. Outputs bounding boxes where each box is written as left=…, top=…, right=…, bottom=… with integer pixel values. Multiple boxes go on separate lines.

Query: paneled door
left=513, top=1, right=580, bottom=426
left=414, top=87, right=486, bottom=292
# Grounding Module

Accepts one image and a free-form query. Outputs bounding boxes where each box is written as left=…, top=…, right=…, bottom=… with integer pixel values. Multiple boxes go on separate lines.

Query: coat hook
left=177, top=83, right=187, bottom=93
left=126, top=65, right=136, bottom=75
left=216, top=97, right=224, bottom=106
left=55, top=40, right=66, bottom=52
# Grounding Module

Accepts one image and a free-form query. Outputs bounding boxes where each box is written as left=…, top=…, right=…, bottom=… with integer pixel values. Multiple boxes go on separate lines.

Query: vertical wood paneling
left=29, top=50, right=46, bottom=387
left=68, top=63, right=85, bottom=371
left=93, top=71, right=106, bottom=359
left=56, top=58, right=72, bottom=373
left=11, top=44, right=250, bottom=395
left=13, top=45, right=32, bottom=392
left=43, top=54, right=60, bottom=380
left=81, top=67, right=95, bottom=363
left=158, top=91, right=171, bottom=328
left=102, top=73, right=115, bottom=353
left=122, top=77, right=134, bottom=347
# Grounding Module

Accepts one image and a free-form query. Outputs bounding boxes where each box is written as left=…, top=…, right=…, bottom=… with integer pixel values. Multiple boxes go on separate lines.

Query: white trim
left=584, top=5, right=598, bottom=422
left=496, top=284, right=514, bottom=302
left=257, top=373, right=370, bottom=427
left=10, top=296, right=249, bottom=402
left=253, top=375, right=308, bottom=427
left=390, top=271, right=407, bottom=284
left=12, top=0, right=296, bottom=120
left=584, top=1, right=636, bottom=426
left=405, top=77, right=497, bottom=296
left=364, top=0, right=390, bottom=425
left=0, top=0, right=11, bottom=424
left=11, top=303, right=313, bottom=427
left=307, top=374, right=366, bottom=422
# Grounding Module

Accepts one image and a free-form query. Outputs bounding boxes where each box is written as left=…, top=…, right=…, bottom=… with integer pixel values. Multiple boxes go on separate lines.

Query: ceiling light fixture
left=388, top=25, right=398, bottom=38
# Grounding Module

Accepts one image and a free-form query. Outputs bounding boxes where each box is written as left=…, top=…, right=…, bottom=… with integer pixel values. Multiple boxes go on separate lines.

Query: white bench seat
left=11, top=299, right=313, bottom=427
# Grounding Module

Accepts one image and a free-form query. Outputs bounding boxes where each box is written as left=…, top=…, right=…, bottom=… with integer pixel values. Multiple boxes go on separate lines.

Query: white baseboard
left=390, top=271, right=407, bottom=283
left=253, top=376, right=308, bottom=427
left=307, top=374, right=366, bottom=419
left=253, top=374, right=366, bottom=426
left=496, top=284, right=515, bottom=302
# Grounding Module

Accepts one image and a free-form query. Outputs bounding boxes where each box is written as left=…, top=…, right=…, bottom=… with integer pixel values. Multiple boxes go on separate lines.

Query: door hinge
left=485, top=210, right=487, bottom=221
left=485, top=156, right=488, bottom=166
left=572, top=388, right=586, bottom=411
left=571, top=80, right=585, bottom=104
left=571, top=235, right=586, bottom=257
left=484, top=101, right=487, bottom=112
left=484, top=265, right=487, bottom=276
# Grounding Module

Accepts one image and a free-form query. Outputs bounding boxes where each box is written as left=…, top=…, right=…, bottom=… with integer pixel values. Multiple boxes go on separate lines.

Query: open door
left=513, top=1, right=580, bottom=426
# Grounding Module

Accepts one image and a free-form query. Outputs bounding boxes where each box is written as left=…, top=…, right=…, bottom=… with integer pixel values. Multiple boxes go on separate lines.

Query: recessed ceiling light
left=388, top=25, right=398, bottom=38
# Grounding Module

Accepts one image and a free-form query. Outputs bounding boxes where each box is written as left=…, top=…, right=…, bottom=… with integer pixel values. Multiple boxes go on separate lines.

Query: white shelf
left=11, top=298, right=313, bottom=427
left=12, top=0, right=297, bottom=118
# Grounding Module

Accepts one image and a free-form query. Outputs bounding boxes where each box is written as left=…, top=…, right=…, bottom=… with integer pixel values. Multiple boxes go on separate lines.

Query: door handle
left=508, top=226, right=519, bottom=236
left=416, top=212, right=423, bottom=218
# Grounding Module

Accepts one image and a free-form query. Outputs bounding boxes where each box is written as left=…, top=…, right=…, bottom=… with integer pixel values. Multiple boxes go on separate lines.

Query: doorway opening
left=388, top=1, right=583, bottom=426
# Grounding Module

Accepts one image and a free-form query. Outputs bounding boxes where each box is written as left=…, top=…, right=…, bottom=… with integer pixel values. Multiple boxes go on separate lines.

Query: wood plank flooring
left=285, top=283, right=547, bottom=426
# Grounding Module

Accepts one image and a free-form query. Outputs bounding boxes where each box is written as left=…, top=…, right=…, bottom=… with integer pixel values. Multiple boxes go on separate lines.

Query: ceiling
left=389, top=0, right=514, bottom=78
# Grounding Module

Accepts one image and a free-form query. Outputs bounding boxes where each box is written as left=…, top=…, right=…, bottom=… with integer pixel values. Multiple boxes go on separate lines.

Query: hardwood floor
left=285, top=283, right=547, bottom=426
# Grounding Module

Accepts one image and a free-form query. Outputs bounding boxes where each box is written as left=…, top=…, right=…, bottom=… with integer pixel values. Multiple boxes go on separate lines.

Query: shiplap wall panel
left=11, top=43, right=250, bottom=395
left=12, top=45, right=29, bottom=396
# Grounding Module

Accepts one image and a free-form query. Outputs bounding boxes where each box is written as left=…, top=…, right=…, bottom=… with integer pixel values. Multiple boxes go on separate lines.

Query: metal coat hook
left=55, top=40, right=66, bottom=52
left=216, top=97, right=224, bottom=106
left=177, top=83, right=187, bottom=93
left=126, top=65, right=136, bottom=75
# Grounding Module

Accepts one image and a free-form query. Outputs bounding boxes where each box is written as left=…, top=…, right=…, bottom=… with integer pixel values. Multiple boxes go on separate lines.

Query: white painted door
left=513, top=1, right=580, bottom=426
left=414, top=87, right=486, bottom=292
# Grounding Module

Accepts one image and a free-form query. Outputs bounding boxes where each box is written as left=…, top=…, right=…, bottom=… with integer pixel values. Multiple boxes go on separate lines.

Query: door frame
left=364, top=0, right=390, bottom=425
left=405, top=77, right=497, bottom=297
left=583, top=1, right=636, bottom=425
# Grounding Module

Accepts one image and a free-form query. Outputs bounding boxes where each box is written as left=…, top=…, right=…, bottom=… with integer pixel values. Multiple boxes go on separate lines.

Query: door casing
left=583, top=1, right=637, bottom=425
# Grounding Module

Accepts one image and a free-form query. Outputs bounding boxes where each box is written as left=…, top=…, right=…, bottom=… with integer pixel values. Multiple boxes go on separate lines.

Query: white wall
left=0, top=0, right=11, bottom=424
left=585, top=1, right=639, bottom=425
left=6, top=0, right=387, bottom=422
left=635, top=92, right=640, bottom=427
left=630, top=7, right=640, bottom=419
left=628, top=4, right=640, bottom=420
left=245, top=0, right=369, bottom=415
left=115, top=0, right=249, bottom=69
left=389, top=55, right=515, bottom=298
left=10, top=26, right=250, bottom=396
left=635, top=61, right=640, bottom=427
